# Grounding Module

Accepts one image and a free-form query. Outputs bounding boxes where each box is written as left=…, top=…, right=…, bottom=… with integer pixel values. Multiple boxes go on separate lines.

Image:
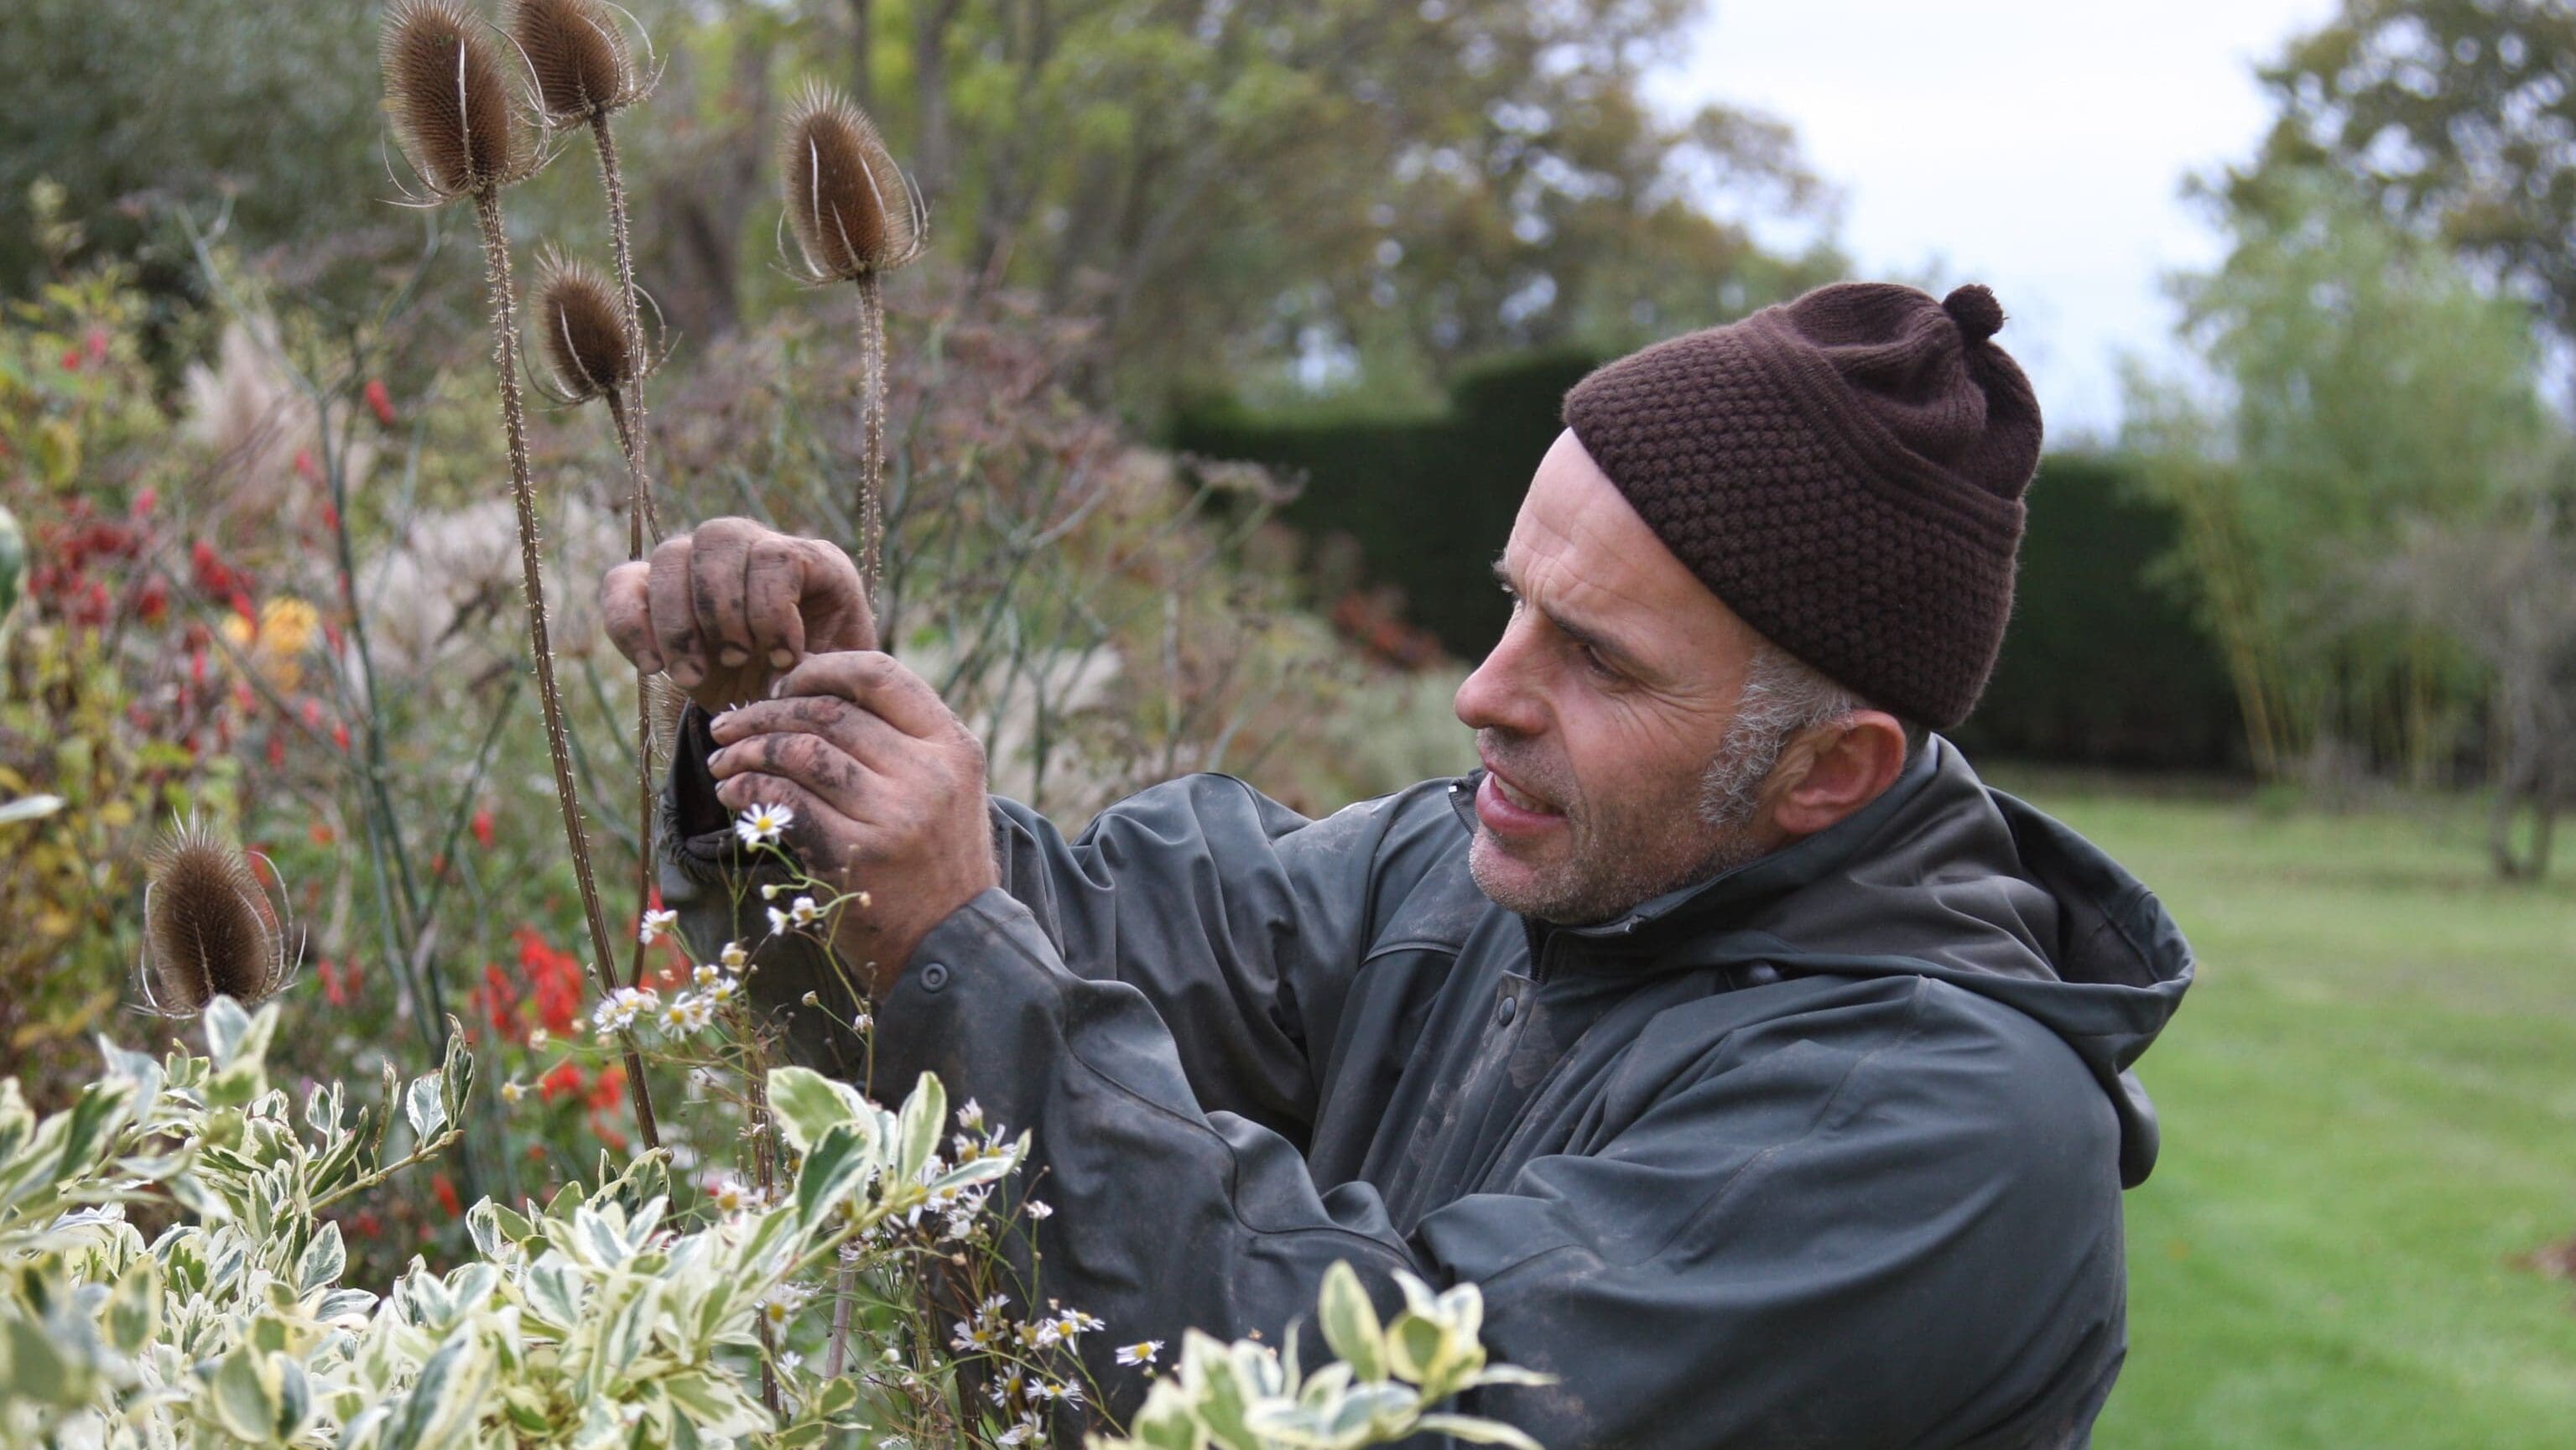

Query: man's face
left=1454, top=430, right=1778, bottom=924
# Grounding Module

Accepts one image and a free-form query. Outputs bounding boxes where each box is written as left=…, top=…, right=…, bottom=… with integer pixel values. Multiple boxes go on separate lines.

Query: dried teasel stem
left=856, top=273, right=886, bottom=596
left=472, top=193, right=661, bottom=1151
left=779, top=81, right=924, bottom=609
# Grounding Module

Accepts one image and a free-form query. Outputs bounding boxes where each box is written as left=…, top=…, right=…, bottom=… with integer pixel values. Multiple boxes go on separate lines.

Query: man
left=601, top=281, right=2193, bottom=1448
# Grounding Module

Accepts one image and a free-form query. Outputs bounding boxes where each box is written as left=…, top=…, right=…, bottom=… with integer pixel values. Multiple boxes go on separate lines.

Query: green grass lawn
left=1999, top=777, right=2576, bottom=1447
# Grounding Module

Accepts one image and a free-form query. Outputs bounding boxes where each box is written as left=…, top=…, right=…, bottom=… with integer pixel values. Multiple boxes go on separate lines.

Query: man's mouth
left=1490, top=770, right=1553, bottom=814
left=1475, top=754, right=1567, bottom=839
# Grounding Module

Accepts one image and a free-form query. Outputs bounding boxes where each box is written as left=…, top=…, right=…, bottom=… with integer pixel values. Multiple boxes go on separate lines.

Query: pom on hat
left=1943, top=283, right=2005, bottom=343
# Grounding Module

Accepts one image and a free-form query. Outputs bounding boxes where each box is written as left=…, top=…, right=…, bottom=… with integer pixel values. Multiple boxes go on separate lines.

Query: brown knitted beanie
left=1561, top=281, right=2042, bottom=729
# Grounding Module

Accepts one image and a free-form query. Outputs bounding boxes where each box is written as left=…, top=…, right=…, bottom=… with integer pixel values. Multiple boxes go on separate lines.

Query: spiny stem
left=856, top=272, right=886, bottom=605
left=594, top=117, right=667, bottom=990
left=474, top=189, right=660, bottom=1151
left=609, top=392, right=659, bottom=992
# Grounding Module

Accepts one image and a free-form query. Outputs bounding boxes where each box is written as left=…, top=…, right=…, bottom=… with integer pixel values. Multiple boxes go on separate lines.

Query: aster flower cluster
left=586, top=938, right=752, bottom=1046
left=951, top=1290, right=1103, bottom=1447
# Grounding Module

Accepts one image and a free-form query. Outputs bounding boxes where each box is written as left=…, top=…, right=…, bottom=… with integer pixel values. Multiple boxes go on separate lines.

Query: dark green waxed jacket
left=663, top=718, right=2193, bottom=1450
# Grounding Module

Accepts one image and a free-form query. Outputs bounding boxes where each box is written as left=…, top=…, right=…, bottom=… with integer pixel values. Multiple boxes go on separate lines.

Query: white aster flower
left=500, top=1080, right=525, bottom=1104
left=957, top=1099, right=985, bottom=1130
left=638, top=907, right=679, bottom=944
left=705, top=975, right=742, bottom=1006
left=735, top=802, right=794, bottom=847
left=1115, top=1340, right=1162, bottom=1367
left=997, top=1416, right=1040, bottom=1447
left=1025, top=1199, right=1054, bottom=1220
left=720, top=939, right=751, bottom=970
left=777, top=1350, right=804, bottom=1375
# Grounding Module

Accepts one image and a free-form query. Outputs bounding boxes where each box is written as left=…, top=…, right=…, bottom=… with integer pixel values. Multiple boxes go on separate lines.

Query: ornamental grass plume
left=381, top=0, right=658, bottom=1146
left=141, top=824, right=293, bottom=1015
left=779, top=80, right=926, bottom=605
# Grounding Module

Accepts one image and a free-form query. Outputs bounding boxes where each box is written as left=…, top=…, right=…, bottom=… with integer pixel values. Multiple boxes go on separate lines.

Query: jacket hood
left=1471, top=736, right=2194, bottom=1186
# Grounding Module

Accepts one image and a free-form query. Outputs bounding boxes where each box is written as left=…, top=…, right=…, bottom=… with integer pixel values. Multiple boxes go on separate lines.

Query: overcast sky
left=1662, top=0, right=2340, bottom=443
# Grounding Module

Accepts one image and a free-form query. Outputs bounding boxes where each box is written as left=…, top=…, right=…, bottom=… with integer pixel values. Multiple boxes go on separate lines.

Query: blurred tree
left=2236, top=0, right=2576, bottom=353
left=2125, top=173, right=2554, bottom=781
left=634, top=0, right=1840, bottom=414
left=0, top=0, right=384, bottom=296
left=2363, top=508, right=2576, bottom=877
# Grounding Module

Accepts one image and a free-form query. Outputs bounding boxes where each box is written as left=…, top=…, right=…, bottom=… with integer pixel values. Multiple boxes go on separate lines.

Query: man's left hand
left=706, top=651, right=999, bottom=998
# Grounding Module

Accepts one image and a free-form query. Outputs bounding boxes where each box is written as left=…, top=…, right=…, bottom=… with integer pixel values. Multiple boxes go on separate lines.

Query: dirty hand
left=705, top=651, right=999, bottom=997
left=596, top=517, right=874, bottom=713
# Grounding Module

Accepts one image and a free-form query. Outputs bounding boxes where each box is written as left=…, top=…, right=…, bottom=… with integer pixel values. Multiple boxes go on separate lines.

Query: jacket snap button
left=1494, top=994, right=1517, bottom=1027
left=920, top=961, right=951, bottom=991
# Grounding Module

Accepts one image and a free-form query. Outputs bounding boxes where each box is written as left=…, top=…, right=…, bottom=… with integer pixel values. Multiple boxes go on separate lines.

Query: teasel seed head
left=778, top=81, right=926, bottom=283
left=509, top=0, right=647, bottom=123
left=533, top=247, right=643, bottom=402
left=382, top=0, right=536, bottom=200
left=141, top=824, right=294, bottom=1016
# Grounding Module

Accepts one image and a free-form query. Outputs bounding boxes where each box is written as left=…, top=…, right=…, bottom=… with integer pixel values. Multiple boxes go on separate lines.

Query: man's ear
left=1767, top=711, right=1911, bottom=839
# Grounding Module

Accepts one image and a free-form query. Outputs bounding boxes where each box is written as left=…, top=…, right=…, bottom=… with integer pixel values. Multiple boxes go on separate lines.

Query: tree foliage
left=2126, top=173, right=2555, bottom=778
left=2235, top=0, right=2576, bottom=347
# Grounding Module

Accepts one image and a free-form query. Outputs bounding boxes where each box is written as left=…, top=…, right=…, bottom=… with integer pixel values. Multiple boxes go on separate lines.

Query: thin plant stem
left=856, top=273, right=886, bottom=605
left=608, top=392, right=661, bottom=990
left=596, top=117, right=665, bottom=992
left=472, top=188, right=661, bottom=1151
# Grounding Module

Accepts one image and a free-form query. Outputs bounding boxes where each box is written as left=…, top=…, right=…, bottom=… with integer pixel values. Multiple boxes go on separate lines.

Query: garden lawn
left=2001, top=777, right=2576, bottom=1448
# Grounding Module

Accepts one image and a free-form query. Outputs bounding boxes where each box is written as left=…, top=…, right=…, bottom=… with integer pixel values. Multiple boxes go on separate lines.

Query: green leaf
left=766, top=1067, right=869, bottom=1156
left=1317, top=1261, right=1386, bottom=1382
left=297, top=1221, right=346, bottom=1294
left=893, top=1073, right=945, bottom=1185
left=794, top=1123, right=875, bottom=1228
left=404, top=1073, right=447, bottom=1143
left=1413, top=1414, right=1547, bottom=1450
left=210, top=1345, right=284, bottom=1443
left=106, top=1257, right=160, bottom=1354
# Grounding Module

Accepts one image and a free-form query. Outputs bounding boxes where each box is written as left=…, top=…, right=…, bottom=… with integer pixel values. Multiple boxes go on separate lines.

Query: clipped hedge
left=1177, top=365, right=2243, bottom=772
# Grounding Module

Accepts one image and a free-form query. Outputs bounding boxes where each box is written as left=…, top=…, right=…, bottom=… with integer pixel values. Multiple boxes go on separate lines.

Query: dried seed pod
left=509, top=0, right=642, bottom=122
left=142, top=825, right=291, bottom=1015
left=778, top=81, right=924, bottom=283
left=534, top=248, right=638, bottom=401
left=382, top=0, right=528, bottom=198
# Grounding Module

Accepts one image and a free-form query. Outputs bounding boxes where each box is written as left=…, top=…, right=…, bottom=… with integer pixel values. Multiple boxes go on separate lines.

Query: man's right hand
left=596, top=517, right=875, bottom=713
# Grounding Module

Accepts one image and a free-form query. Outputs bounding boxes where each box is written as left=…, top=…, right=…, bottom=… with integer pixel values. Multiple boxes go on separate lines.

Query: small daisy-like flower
left=720, top=939, right=751, bottom=970
left=757, top=1284, right=809, bottom=1328
left=997, top=1417, right=1039, bottom=1447
left=790, top=895, right=821, bottom=926
left=1025, top=1199, right=1054, bottom=1220
left=957, top=1098, right=986, bottom=1130
left=851, top=1010, right=872, bottom=1032
left=951, top=1319, right=1000, bottom=1352
left=735, top=802, right=794, bottom=847
left=768, top=906, right=793, bottom=938
left=777, top=1350, right=804, bottom=1375
left=705, top=975, right=742, bottom=1006
left=1115, top=1339, right=1163, bottom=1367
left=528, top=1027, right=549, bottom=1049
left=501, top=1080, right=526, bottom=1104
left=708, top=1177, right=754, bottom=1214
left=638, top=907, right=679, bottom=944
left=693, top=962, right=722, bottom=987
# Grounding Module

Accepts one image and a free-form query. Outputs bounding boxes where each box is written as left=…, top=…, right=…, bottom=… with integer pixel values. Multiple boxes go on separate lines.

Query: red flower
left=60, top=345, right=81, bottom=372
left=540, top=1061, right=587, bottom=1104
left=475, top=963, right=523, bottom=1040
left=130, top=486, right=157, bottom=519
left=587, top=1062, right=627, bottom=1113
left=85, top=328, right=109, bottom=365
left=515, top=927, right=585, bottom=1035
left=292, top=449, right=317, bottom=482
left=431, top=1173, right=461, bottom=1216
left=364, top=377, right=397, bottom=427
left=330, top=720, right=351, bottom=752
left=471, top=807, right=496, bottom=850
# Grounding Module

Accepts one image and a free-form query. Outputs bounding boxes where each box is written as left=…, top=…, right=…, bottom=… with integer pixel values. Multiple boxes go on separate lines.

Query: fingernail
left=769, top=647, right=794, bottom=669
left=716, top=644, right=749, bottom=668
left=670, top=660, right=703, bottom=687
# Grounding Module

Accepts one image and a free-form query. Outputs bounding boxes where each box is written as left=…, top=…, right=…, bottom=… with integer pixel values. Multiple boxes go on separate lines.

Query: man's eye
left=1578, top=642, right=1620, bottom=679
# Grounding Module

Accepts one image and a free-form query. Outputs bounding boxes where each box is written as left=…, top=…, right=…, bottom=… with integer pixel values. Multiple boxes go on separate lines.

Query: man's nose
left=1455, top=621, right=1548, bottom=738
